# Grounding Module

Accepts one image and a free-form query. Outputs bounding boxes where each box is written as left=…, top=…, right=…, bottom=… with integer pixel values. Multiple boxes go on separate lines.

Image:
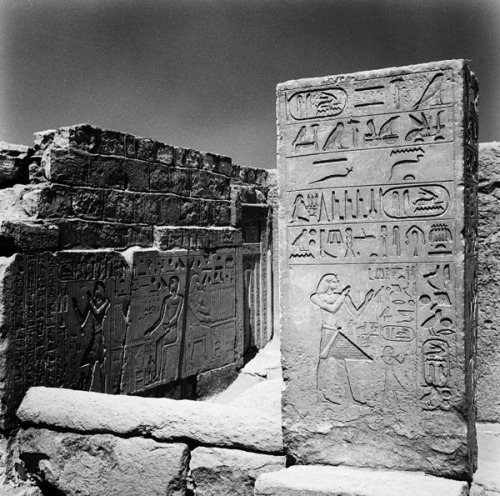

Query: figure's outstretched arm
left=345, top=288, right=377, bottom=319
left=311, top=287, right=349, bottom=315
left=144, top=297, right=169, bottom=336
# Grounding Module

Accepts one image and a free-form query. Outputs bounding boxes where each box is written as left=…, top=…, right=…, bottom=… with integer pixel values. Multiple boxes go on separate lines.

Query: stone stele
left=277, top=60, right=478, bottom=479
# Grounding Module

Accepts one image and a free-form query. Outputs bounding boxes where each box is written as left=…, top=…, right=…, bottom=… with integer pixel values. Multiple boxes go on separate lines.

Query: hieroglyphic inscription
left=183, top=249, right=237, bottom=377
left=57, top=251, right=130, bottom=393
left=11, top=251, right=130, bottom=404
left=278, top=61, right=478, bottom=473
left=122, top=250, right=187, bottom=394
left=9, top=246, right=241, bottom=408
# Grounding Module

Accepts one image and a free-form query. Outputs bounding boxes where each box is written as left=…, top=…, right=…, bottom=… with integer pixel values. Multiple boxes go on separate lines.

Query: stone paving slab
left=471, top=423, right=500, bottom=496
left=254, top=465, right=468, bottom=496
left=190, top=446, right=285, bottom=496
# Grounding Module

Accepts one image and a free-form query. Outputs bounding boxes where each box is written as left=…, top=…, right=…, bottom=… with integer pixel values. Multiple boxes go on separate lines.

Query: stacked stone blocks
left=0, top=124, right=274, bottom=430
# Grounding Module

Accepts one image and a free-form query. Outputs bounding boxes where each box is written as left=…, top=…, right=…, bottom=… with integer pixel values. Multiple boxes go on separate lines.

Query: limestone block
left=136, top=137, right=157, bottom=161
left=0, top=485, right=42, bottom=495
left=174, top=147, right=202, bottom=169
left=477, top=142, right=500, bottom=422
left=217, top=155, right=232, bottom=177
left=230, top=378, right=282, bottom=416
left=71, top=187, right=103, bottom=220
left=277, top=60, right=478, bottom=478
left=17, top=387, right=283, bottom=453
left=0, top=143, right=32, bottom=186
left=154, top=226, right=242, bottom=251
left=196, top=362, right=241, bottom=400
left=102, top=190, right=137, bottom=223
left=0, top=185, right=46, bottom=222
left=470, top=423, right=500, bottom=496
left=17, top=428, right=188, bottom=496
left=0, top=222, right=58, bottom=252
left=201, top=152, right=218, bottom=173
left=150, top=163, right=190, bottom=194
left=88, top=155, right=128, bottom=190
left=190, top=447, right=285, bottom=496
left=121, top=246, right=242, bottom=393
left=191, top=170, right=231, bottom=200
left=254, top=466, right=468, bottom=496
left=0, top=254, right=21, bottom=428
left=42, top=148, right=89, bottom=185
left=55, top=219, right=153, bottom=248
left=156, top=143, right=175, bottom=165
left=122, top=158, right=150, bottom=191
left=211, top=200, right=231, bottom=226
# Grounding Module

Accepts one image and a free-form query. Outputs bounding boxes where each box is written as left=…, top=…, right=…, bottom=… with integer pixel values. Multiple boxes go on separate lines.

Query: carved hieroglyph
left=277, top=61, right=478, bottom=478
left=4, top=245, right=241, bottom=424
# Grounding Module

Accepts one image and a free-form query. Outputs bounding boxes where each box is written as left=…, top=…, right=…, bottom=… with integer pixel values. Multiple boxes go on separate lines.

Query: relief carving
left=288, top=88, right=348, bottom=120
left=310, top=265, right=417, bottom=410
left=311, top=273, right=375, bottom=406
left=72, top=281, right=110, bottom=391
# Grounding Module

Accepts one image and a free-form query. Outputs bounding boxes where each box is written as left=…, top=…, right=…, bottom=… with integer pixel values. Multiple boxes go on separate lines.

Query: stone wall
left=0, top=124, right=275, bottom=429
left=12, top=387, right=286, bottom=496
left=477, top=141, right=500, bottom=422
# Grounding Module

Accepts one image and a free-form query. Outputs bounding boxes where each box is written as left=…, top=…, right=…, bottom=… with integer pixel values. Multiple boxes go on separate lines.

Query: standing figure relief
left=311, top=274, right=376, bottom=406
left=72, top=281, right=110, bottom=392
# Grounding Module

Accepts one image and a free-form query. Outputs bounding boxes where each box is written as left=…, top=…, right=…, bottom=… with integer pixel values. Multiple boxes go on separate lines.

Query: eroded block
left=277, top=61, right=478, bottom=478
left=121, top=247, right=242, bottom=394
left=1, top=251, right=131, bottom=427
left=182, top=249, right=238, bottom=377
left=17, top=428, right=189, bottom=496
left=122, top=250, right=188, bottom=393
left=190, top=446, right=286, bottom=496
left=477, top=142, right=500, bottom=422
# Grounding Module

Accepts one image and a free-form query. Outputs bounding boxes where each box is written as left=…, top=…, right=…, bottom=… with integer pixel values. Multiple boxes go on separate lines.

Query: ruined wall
left=477, top=142, right=500, bottom=422
left=0, top=125, right=274, bottom=428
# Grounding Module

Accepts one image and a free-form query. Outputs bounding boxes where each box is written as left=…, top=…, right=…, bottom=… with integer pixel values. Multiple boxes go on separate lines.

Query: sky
left=0, top=0, right=499, bottom=169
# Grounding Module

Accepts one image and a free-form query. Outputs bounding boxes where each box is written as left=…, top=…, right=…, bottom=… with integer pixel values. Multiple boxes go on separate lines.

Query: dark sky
left=1, top=0, right=499, bottom=168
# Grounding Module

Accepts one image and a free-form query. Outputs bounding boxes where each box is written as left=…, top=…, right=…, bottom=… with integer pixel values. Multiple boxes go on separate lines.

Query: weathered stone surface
left=242, top=205, right=273, bottom=351
left=477, top=142, right=500, bottom=423
left=0, top=222, right=58, bottom=252
left=55, top=219, right=153, bottom=248
left=154, top=226, right=242, bottom=251
left=0, top=143, right=32, bottom=187
left=17, top=428, right=188, bottom=496
left=0, top=255, right=19, bottom=428
left=0, top=123, right=272, bottom=428
left=208, top=338, right=282, bottom=414
left=470, top=423, right=500, bottom=496
left=190, top=447, right=285, bottom=496
left=0, top=485, right=42, bottom=495
left=277, top=60, right=478, bottom=477
left=121, top=247, right=242, bottom=393
left=254, top=466, right=468, bottom=496
left=230, top=378, right=282, bottom=416
left=196, top=362, right=241, bottom=400
left=0, top=245, right=243, bottom=422
left=17, top=387, right=283, bottom=453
